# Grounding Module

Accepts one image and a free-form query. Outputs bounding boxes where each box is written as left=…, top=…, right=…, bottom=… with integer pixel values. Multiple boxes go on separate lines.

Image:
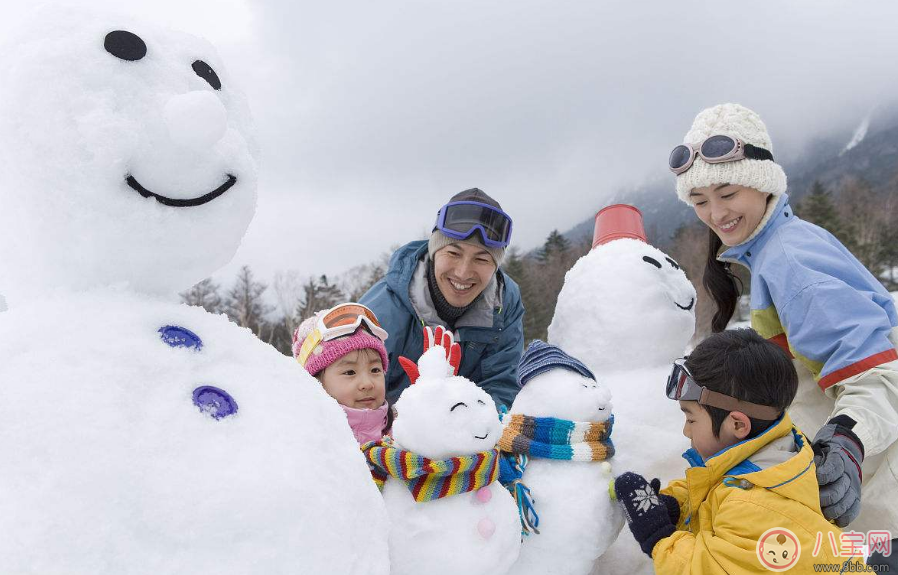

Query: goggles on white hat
left=669, top=135, right=774, bottom=176
left=666, top=358, right=782, bottom=420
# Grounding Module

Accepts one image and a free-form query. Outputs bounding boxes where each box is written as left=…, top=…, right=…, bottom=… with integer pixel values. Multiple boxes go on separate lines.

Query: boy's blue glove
left=614, top=472, right=676, bottom=557
left=812, top=415, right=864, bottom=527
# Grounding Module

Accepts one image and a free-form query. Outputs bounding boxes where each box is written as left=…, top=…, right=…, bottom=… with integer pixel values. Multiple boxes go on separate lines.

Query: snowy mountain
left=561, top=107, right=898, bottom=246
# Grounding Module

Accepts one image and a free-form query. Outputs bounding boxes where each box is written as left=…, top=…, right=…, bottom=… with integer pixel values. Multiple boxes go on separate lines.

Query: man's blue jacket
left=360, top=241, right=525, bottom=409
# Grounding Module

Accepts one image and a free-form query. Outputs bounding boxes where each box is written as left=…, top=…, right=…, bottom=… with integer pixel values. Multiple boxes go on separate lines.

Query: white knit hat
left=675, top=103, right=787, bottom=204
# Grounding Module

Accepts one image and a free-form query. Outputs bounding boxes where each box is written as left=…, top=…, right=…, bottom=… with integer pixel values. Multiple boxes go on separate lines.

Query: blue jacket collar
left=383, top=240, right=513, bottom=332
left=681, top=414, right=787, bottom=473
left=384, top=240, right=430, bottom=316
left=719, top=194, right=793, bottom=268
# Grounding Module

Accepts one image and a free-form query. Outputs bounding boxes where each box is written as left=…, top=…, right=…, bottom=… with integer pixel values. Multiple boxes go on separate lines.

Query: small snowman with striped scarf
left=363, top=327, right=521, bottom=575
left=547, top=205, right=695, bottom=575
left=500, top=341, right=624, bottom=575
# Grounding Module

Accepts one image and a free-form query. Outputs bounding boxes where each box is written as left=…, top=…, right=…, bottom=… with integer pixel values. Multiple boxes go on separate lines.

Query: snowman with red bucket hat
left=549, top=204, right=697, bottom=575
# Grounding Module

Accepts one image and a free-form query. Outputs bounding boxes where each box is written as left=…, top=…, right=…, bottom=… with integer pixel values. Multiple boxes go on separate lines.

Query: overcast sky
left=3, top=0, right=898, bottom=289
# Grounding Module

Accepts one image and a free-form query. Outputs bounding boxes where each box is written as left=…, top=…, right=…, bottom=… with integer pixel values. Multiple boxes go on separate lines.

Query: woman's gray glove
left=812, top=415, right=864, bottom=527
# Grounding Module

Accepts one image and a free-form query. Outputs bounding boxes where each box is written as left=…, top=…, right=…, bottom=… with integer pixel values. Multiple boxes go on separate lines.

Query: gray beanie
left=428, top=188, right=507, bottom=267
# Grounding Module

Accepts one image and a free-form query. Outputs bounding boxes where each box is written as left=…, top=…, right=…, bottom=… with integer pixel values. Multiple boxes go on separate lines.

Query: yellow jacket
left=653, top=415, right=855, bottom=574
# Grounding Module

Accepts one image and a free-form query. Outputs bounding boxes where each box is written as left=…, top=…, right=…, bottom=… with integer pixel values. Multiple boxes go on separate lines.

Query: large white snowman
left=366, top=329, right=521, bottom=575
left=0, top=9, right=388, bottom=575
left=503, top=341, right=624, bottom=575
left=548, top=205, right=696, bottom=575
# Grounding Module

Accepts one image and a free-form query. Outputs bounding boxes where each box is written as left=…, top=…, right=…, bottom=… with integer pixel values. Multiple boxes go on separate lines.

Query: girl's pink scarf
left=342, top=402, right=389, bottom=444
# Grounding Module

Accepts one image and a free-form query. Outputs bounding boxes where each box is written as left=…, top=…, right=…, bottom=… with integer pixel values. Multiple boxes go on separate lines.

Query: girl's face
left=318, top=349, right=386, bottom=410
left=689, top=184, right=770, bottom=246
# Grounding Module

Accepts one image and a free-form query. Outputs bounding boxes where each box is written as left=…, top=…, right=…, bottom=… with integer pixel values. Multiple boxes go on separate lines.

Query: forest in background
left=182, top=176, right=898, bottom=356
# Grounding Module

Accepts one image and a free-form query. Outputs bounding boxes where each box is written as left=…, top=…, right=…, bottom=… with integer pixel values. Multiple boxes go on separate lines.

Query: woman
left=670, top=103, right=898, bottom=565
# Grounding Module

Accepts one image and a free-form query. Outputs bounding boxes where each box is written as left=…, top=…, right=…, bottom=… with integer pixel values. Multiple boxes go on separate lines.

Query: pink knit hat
left=292, top=313, right=389, bottom=377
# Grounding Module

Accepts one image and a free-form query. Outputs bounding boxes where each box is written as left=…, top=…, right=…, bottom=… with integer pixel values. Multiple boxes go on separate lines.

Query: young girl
left=670, top=103, right=898, bottom=567
left=292, top=303, right=393, bottom=443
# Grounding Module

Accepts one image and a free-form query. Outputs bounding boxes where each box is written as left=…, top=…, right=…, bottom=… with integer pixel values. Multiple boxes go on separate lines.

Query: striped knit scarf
left=498, top=414, right=615, bottom=461
left=361, top=438, right=500, bottom=503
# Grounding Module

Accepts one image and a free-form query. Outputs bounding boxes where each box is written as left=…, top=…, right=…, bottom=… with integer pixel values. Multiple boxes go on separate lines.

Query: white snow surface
left=508, top=369, right=624, bottom=575
left=548, top=239, right=696, bottom=374
left=548, top=238, right=696, bottom=575
left=0, top=291, right=389, bottom=575
left=0, top=8, right=389, bottom=574
left=392, top=348, right=504, bottom=460
left=0, top=7, right=258, bottom=306
left=841, top=115, right=870, bottom=155
left=385, top=347, right=521, bottom=575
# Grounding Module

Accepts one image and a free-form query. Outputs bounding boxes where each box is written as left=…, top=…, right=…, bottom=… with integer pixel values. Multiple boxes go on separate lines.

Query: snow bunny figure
left=547, top=205, right=696, bottom=575
left=0, top=8, right=388, bottom=575
left=364, top=326, right=521, bottom=575
left=501, top=341, right=624, bottom=575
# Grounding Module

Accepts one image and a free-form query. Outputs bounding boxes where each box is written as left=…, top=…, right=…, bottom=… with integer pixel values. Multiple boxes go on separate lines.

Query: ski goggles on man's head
left=434, top=201, right=513, bottom=249
left=669, top=135, right=775, bottom=176
left=296, top=303, right=388, bottom=366
left=666, top=358, right=782, bottom=420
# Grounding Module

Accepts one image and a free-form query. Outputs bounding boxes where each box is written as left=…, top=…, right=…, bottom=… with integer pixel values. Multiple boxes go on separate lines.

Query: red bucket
left=592, top=204, right=647, bottom=249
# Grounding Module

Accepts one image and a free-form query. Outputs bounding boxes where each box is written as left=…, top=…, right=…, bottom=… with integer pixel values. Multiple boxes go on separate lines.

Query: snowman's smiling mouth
left=126, top=173, right=237, bottom=207
left=675, top=298, right=695, bottom=311
left=474, top=432, right=490, bottom=440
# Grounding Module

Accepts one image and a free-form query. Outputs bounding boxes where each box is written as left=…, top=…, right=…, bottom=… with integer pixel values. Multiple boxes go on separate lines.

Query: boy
left=614, top=329, right=855, bottom=574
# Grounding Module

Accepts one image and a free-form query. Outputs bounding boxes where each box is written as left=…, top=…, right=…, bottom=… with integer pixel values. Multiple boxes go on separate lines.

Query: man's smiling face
left=432, top=241, right=496, bottom=307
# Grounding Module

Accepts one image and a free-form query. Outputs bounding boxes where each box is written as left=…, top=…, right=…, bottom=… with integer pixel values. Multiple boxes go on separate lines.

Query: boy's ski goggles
left=296, top=303, right=388, bottom=366
left=666, top=358, right=782, bottom=420
left=669, top=135, right=775, bottom=175
left=434, top=201, right=513, bottom=249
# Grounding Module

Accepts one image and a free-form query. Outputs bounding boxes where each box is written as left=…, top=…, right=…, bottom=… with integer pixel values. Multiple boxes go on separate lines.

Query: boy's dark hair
left=685, top=328, right=797, bottom=440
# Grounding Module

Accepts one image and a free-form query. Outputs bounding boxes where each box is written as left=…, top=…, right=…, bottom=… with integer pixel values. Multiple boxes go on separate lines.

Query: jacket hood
left=683, top=414, right=821, bottom=516
left=385, top=240, right=510, bottom=330
left=719, top=193, right=792, bottom=267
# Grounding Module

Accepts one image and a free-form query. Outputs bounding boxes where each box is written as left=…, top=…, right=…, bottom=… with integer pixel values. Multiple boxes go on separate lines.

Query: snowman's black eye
left=665, top=257, right=680, bottom=270
left=642, top=256, right=662, bottom=268
left=192, top=60, right=222, bottom=90
left=104, top=30, right=147, bottom=61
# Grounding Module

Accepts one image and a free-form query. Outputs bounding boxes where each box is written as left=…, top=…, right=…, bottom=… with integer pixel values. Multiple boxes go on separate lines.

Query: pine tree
left=222, top=265, right=271, bottom=335
left=797, top=180, right=846, bottom=240
left=180, top=277, right=223, bottom=314
left=295, top=275, right=345, bottom=322
left=538, top=230, right=571, bottom=262
left=503, top=247, right=525, bottom=283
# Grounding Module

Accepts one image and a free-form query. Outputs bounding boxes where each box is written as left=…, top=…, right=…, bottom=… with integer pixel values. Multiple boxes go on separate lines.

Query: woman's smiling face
left=689, top=184, right=770, bottom=246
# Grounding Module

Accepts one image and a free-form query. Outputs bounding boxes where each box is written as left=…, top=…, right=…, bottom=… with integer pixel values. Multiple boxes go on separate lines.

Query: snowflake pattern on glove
left=633, top=485, right=662, bottom=515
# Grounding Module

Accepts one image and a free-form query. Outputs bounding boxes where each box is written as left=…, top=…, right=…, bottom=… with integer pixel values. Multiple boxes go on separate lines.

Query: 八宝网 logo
left=757, top=527, right=801, bottom=571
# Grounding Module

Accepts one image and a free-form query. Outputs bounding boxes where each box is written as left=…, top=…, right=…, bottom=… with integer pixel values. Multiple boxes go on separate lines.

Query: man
left=361, top=188, right=524, bottom=409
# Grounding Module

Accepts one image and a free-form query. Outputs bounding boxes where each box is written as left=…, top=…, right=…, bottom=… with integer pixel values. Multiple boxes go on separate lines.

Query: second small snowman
left=363, top=327, right=521, bottom=575
left=501, top=341, right=623, bottom=575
